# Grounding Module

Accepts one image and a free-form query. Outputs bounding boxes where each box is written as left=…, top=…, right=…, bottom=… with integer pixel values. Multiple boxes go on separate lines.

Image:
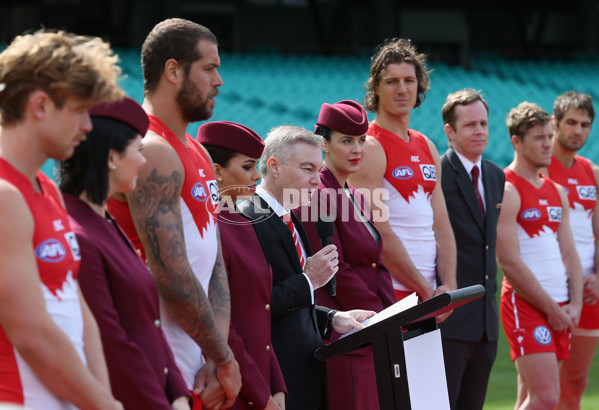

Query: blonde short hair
left=0, top=30, right=123, bottom=126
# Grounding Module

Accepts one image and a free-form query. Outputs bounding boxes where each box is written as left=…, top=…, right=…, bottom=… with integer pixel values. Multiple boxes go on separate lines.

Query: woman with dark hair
left=59, top=97, right=190, bottom=410
left=298, top=100, right=396, bottom=410
left=197, top=121, right=287, bottom=410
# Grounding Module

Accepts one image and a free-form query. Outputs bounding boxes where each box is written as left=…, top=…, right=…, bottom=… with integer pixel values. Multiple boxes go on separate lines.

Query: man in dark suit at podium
left=439, top=89, right=505, bottom=409
left=239, top=125, right=373, bottom=410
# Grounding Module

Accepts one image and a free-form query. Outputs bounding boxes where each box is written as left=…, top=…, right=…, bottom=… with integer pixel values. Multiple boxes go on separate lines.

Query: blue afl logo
left=192, top=182, right=208, bottom=202
left=533, top=325, right=552, bottom=346
left=521, top=208, right=541, bottom=221
left=36, top=239, right=66, bottom=262
left=392, top=166, right=414, bottom=180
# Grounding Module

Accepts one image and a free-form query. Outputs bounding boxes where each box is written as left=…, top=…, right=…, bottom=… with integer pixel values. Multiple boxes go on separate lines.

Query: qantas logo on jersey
left=207, top=180, right=220, bottom=205
left=547, top=206, right=562, bottom=222
left=411, top=156, right=420, bottom=162
left=420, top=164, right=437, bottom=181
left=392, top=166, right=414, bottom=180
left=521, top=208, right=541, bottom=221
left=36, top=239, right=66, bottom=262
left=568, top=178, right=578, bottom=185
left=192, top=182, right=208, bottom=202
left=577, top=185, right=597, bottom=200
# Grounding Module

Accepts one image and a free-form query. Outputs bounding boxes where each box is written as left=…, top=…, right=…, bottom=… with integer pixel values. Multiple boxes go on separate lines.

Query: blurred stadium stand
left=2, top=0, right=598, bottom=174
left=107, top=49, right=599, bottom=172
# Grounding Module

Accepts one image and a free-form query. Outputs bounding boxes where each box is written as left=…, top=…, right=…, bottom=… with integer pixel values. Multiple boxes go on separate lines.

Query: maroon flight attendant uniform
left=65, top=194, right=189, bottom=409
left=218, top=204, right=287, bottom=409
left=298, top=166, right=396, bottom=410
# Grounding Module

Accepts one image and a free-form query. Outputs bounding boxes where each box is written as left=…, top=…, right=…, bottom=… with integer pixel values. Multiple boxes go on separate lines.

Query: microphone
left=315, top=217, right=336, bottom=296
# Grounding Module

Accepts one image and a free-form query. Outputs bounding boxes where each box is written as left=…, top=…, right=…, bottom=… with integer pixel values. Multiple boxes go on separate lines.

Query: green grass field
left=482, top=271, right=599, bottom=409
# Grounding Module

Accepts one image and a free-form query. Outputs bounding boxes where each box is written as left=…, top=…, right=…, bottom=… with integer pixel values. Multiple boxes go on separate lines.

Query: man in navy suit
left=439, top=89, right=505, bottom=409
left=239, top=125, right=374, bottom=410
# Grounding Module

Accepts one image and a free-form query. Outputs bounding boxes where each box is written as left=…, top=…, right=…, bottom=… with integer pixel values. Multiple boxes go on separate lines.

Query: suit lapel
left=448, top=149, right=485, bottom=231
left=243, top=194, right=305, bottom=273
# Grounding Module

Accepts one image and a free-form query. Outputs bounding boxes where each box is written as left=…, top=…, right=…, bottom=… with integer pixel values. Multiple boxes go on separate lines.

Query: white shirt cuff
left=302, top=272, right=315, bottom=305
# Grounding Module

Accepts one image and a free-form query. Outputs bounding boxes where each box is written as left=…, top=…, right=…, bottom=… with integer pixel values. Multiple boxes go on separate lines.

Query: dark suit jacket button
left=485, top=245, right=489, bottom=251
left=485, top=275, right=489, bottom=280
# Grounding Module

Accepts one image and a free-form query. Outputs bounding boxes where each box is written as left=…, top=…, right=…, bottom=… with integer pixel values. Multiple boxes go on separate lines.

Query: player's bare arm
left=427, top=137, right=457, bottom=294
left=555, top=185, right=583, bottom=325
left=584, top=162, right=599, bottom=305
left=126, top=134, right=232, bottom=367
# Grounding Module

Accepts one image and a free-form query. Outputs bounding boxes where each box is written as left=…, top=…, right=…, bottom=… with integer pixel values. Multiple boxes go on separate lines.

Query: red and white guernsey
left=503, top=169, right=569, bottom=302
left=108, top=116, right=219, bottom=389
left=0, top=159, right=82, bottom=409
left=370, top=123, right=437, bottom=292
left=547, top=155, right=597, bottom=276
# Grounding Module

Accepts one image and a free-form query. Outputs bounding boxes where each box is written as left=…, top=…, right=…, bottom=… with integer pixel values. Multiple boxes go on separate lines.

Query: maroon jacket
left=218, top=209, right=287, bottom=409
left=297, top=167, right=395, bottom=410
left=299, top=167, right=395, bottom=322
left=65, top=194, right=188, bottom=409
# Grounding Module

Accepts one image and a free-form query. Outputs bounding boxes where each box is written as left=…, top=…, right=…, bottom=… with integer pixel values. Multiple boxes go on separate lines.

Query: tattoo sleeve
left=127, top=168, right=233, bottom=366
left=208, top=227, right=231, bottom=340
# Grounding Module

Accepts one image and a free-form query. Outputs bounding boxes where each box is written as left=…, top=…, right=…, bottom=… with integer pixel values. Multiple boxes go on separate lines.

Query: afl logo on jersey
left=36, top=239, right=66, bottom=262
left=533, top=325, right=552, bottom=346
left=392, top=166, right=414, bottom=180
left=521, top=208, right=541, bottom=221
left=192, top=182, right=208, bottom=202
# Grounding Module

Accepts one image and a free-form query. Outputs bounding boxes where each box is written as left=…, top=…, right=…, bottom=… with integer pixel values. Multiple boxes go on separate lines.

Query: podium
left=314, top=285, right=485, bottom=409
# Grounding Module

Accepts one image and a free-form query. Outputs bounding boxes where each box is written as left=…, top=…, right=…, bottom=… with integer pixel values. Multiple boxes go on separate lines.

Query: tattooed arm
left=125, top=136, right=240, bottom=404
left=200, top=143, right=232, bottom=341
left=209, top=227, right=231, bottom=339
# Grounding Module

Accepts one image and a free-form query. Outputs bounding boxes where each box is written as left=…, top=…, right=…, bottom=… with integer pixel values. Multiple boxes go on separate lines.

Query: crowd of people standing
left=0, top=15, right=597, bottom=410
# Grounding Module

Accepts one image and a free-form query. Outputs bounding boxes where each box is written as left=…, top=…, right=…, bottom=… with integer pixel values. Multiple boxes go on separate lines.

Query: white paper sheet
left=404, top=328, right=450, bottom=409
left=340, top=292, right=419, bottom=338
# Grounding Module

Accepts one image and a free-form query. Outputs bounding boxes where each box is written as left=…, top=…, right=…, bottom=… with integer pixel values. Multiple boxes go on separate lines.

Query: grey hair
left=259, top=125, right=323, bottom=177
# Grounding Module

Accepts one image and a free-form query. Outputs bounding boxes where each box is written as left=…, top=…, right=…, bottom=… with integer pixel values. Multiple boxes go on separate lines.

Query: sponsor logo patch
left=392, top=166, right=414, bottom=180
left=521, top=208, right=541, bottom=221
left=64, top=232, right=81, bottom=261
left=207, top=180, right=220, bottom=205
left=577, top=185, right=597, bottom=200
left=533, top=325, right=552, bottom=346
left=420, top=164, right=437, bottom=181
left=547, top=206, right=562, bottom=222
left=36, top=239, right=66, bottom=262
left=191, top=182, right=208, bottom=202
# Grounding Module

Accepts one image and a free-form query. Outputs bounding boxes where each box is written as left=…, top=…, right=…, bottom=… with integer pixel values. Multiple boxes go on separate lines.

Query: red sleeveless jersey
left=369, top=123, right=437, bottom=292
left=503, top=168, right=568, bottom=302
left=0, top=158, right=82, bottom=408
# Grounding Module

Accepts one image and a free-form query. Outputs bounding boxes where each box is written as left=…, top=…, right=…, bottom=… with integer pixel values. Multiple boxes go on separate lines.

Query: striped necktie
left=281, top=213, right=306, bottom=268
left=471, top=165, right=485, bottom=219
